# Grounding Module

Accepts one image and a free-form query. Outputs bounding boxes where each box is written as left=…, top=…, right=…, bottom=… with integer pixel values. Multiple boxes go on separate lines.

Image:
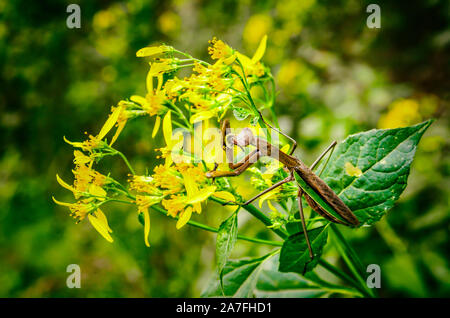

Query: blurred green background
left=0, top=0, right=449, bottom=297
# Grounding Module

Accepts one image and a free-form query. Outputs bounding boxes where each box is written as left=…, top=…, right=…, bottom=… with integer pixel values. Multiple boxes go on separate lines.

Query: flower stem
left=114, top=150, right=136, bottom=175
left=210, top=196, right=288, bottom=239
left=330, top=224, right=376, bottom=298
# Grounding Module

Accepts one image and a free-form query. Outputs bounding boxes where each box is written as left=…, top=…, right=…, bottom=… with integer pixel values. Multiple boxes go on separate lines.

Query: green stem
left=318, top=258, right=365, bottom=297
left=233, top=58, right=268, bottom=133
left=330, top=224, right=376, bottom=298
left=166, top=100, right=192, bottom=130
left=210, top=196, right=288, bottom=239
left=114, top=150, right=136, bottom=175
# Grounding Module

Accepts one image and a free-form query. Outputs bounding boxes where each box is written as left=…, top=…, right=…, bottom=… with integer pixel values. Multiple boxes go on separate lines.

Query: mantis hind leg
left=297, top=189, right=314, bottom=263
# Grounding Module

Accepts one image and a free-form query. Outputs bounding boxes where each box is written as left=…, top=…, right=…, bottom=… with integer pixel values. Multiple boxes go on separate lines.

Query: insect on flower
left=206, top=116, right=360, bottom=261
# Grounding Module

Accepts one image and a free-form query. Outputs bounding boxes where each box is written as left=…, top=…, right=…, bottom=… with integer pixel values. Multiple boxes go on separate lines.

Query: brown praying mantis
left=205, top=116, right=360, bottom=260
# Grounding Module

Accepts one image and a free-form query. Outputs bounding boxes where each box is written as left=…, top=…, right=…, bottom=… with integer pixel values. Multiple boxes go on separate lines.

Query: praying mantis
left=206, top=116, right=360, bottom=260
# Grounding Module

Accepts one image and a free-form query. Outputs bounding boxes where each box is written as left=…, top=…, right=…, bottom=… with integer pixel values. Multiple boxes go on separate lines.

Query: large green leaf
left=216, top=213, right=238, bottom=285
left=278, top=226, right=329, bottom=274
left=319, top=120, right=432, bottom=225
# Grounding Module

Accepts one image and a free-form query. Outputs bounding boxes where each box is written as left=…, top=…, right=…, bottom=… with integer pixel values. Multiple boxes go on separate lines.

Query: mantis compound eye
left=225, top=134, right=236, bottom=148
left=236, top=128, right=254, bottom=147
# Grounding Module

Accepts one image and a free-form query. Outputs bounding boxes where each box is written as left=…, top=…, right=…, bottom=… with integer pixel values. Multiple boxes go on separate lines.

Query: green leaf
left=202, top=253, right=358, bottom=298
left=320, top=120, right=433, bottom=225
left=202, top=253, right=273, bottom=297
left=279, top=226, right=329, bottom=275
left=216, top=213, right=238, bottom=285
left=233, top=107, right=252, bottom=121
left=254, top=254, right=329, bottom=298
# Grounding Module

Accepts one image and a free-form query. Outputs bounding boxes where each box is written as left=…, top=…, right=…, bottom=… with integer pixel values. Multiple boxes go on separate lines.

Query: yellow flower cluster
left=55, top=35, right=270, bottom=247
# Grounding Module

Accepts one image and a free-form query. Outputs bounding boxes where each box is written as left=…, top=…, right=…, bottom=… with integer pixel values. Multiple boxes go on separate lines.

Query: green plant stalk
left=234, top=58, right=269, bottom=133
left=318, top=258, right=365, bottom=297
left=330, top=224, right=376, bottom=298
left=210, top=196, right=288, bottom=239
left=114, top=150, right=136, bottom=175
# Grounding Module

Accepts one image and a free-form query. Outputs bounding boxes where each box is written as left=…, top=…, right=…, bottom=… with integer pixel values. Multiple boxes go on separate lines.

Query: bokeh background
left=0, top=0, right=449, bottom=297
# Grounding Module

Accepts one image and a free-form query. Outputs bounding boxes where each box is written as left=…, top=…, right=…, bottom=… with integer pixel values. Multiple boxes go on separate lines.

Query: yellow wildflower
left=64, top=104, right=124, bottom=152
left=52, top=197, right=113, bottom=242
left=208, top=37, right=234, bottom=60
left=152, top=164, right=183, bottom=194
left=135, top=195, right=162, bottom=247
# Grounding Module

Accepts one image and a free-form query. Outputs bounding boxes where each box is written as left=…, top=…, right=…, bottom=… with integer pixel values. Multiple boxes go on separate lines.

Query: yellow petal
left=73, top=150, right=91, bottom=164
left=258, top=190, right=276, bottom=208
left=193, top=202, right=202, bottom=214
left=146, top=66, right=154, bottom=92
left=97, top=106, right=122, bottom=141
left=163, top=110, right=172, bottom=146
left=267, top=200, right=278, bottom=212
left=136, top=45, right=168, bottom=57
left=110, top=119, right=127, bottom=146
left=186, top=186, right=217, bottom=204
left=156, top=74, right=163, bottom=92
left=89, top=184, right=106, bottom=199
left=142, top=207, right=151, bottom=247
left=130, top=95, right=147, bottom=106
left=190, top=111, right=216, bottom=124
left=251, top=34, right=267, bottom=63
left=63, top=136, right=84, bottom=148
left=88, top=213, right=114, bottom=243
left=56, top=174, right=76, bottom=194
left=176, top=207, right=192, bottom=229
left=52, top=196, right=72, bottom=207
left=222, top=54, right=237, bottom=65
left=148, top=62, right=174, bottom=77
left=345, top=162, right=363, bottom=177
left=213, top=191, right=235, bottom=202
left=235, top=51, right=253, bottom=69
left=152, top=116, right=161, bottom=138
left=94, top=209, right=112, bottom=233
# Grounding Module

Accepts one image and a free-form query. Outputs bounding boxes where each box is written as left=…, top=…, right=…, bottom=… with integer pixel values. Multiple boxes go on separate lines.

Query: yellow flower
left=152, top=164, right=184, bottom=194
left=52, top=197, right=113, bottom=243
left=155, top=163, right=217, bottom=228
left=57, top=154, right=108, bottom=200
left=156, top=111, right=184, bottom=166
left=135, top=195, right=163, bottom=247
left=131, top=75, right=166, bottom=117
left=161, top=184, right=217, bottom=228
left=208, top=37, right=234, bottom=60
left=64, top=104, right=124, bottom=152
left=234, top=34, right=267, bottom=78
left=129, top=175, right=156, bottom=194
